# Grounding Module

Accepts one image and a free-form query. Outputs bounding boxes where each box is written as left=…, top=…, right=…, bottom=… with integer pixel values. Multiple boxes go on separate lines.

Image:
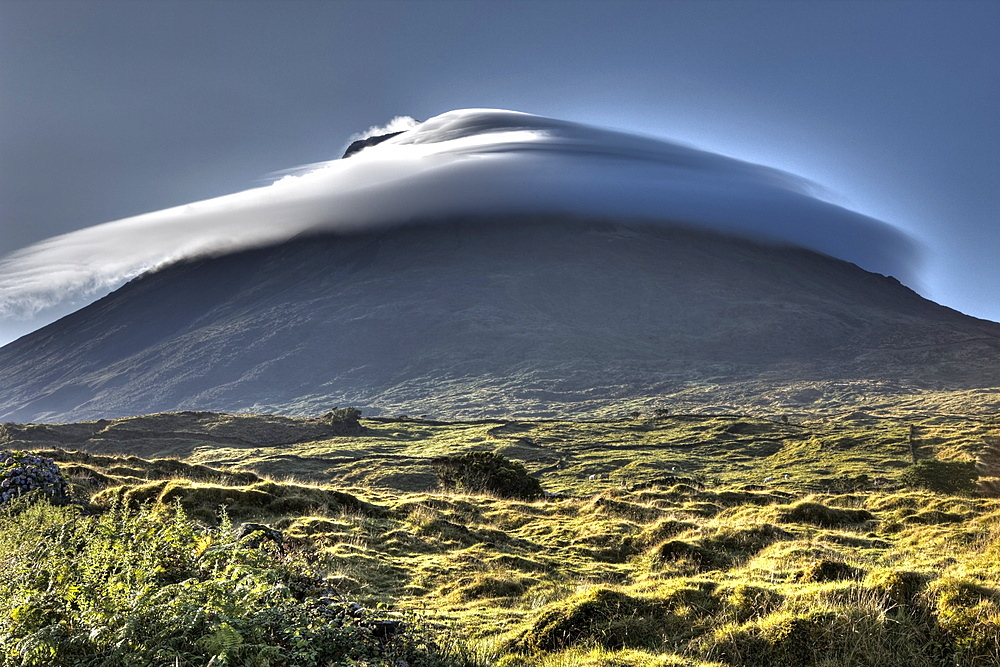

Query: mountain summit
left=0, top=109, right=915, bottom=329
left=1, top=110, right=996, bottom=421
left=1, top=217, right=998, bottom=422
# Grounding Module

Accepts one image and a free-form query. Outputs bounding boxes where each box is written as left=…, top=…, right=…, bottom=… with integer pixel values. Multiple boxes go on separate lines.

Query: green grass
left=2, top=407, right=1000, bottom=665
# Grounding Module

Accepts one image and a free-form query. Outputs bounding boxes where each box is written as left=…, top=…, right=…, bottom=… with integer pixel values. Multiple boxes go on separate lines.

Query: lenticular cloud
left=0, top=108, right=916, bottom=322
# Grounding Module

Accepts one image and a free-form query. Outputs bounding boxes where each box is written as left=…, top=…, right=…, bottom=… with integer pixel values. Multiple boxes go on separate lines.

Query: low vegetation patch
left=514, top=587, right=670, bottom=653
left=776, top=501, right=875, bottom=527
left=900, top=459, right=980, bottom=496
left=433, top=452, right=543, bottom=500
left=0, top=499, right=463, bottom=667
left=2, top=408, right=1000, bottom=666
left=794, top=558, right=863, bottom=583
left=92, top=478, right=382, bottom=523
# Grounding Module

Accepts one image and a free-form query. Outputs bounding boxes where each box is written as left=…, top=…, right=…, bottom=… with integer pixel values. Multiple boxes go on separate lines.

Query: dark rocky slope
left=1, top=217, right=999, bottom=422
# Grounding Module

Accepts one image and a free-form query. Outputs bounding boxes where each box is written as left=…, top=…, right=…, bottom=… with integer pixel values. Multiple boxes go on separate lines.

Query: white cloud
left=344, top=115, right=420, bottom=145
left=0, top=108, right=917, bottom=326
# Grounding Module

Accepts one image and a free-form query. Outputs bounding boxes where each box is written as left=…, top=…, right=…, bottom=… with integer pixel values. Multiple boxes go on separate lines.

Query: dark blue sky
left=1, top=0, right=998, bottom=332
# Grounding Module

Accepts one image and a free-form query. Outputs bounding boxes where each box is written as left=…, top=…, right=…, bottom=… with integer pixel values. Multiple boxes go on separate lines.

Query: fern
left=0, top=498, right=462, bottom=666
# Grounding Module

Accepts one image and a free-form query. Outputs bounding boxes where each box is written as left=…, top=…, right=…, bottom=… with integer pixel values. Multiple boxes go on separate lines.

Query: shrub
left=900, top=460, right=979, bottom=496
left=0, top=500, right=462, bottom=666
left=320, top=406, right=366, bottom=434
left=433, top=452, right=543, bottom=499
left=0, top=450, right=70, bottom=507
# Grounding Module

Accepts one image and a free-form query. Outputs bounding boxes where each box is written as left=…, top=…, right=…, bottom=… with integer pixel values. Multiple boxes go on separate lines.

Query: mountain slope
left=1, top=217, right=999, bottom=422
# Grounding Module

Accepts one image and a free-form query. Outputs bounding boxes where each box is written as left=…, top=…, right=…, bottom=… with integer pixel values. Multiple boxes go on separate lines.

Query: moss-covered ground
left=3, top=408, right=1000, bottom=665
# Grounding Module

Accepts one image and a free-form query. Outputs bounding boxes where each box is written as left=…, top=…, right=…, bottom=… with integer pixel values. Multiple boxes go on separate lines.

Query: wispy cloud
left=0, top=109, right=917, bottom=324
left=345, top=115, right=420, bottom=145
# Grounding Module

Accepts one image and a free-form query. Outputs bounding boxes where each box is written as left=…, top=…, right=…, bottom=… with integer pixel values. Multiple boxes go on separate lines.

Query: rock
left=237, top=522, right=285, bottom=551
left=342, top=131, right=407, bottom=158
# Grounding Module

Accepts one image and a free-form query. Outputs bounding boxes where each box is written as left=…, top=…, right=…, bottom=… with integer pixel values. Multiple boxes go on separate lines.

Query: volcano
left=1, top=216, right=999, bottom=423
left=2, top=110, right=999, bottom=421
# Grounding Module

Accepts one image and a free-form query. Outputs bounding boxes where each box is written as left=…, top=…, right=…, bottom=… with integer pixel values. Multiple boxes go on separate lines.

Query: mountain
left=1, top=217, right=999, bottom=423
left=341, top=129, right=408, bottom=158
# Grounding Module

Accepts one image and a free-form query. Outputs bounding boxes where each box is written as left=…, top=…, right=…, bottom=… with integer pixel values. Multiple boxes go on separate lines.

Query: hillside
left=1, top=218, right=999, bottom=423
left=4, top=408, right=998, bottom=495
left=2, top=409, right=999, bottom=666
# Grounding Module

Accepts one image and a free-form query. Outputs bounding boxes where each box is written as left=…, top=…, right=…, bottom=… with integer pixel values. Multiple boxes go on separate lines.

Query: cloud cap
left=0, top=108, right=917, bottom=321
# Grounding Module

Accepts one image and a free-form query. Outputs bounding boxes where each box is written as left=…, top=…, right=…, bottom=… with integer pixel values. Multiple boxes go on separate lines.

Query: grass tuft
left=777, top=501, right=875, bottom=527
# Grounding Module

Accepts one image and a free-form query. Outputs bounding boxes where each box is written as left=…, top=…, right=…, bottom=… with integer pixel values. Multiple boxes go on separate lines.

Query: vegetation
left=0, top=499, right=462, bottom=666
left=899, top=459, right=980, bottom=496
left=1, top=408, right=999, bottom=665
left=321, top=407, right=366, bottom=434
left=433, top=452, right=544, bottom=499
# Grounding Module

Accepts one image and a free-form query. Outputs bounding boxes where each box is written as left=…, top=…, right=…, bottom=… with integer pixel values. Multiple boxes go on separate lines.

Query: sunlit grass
left=2, top=407, right=999, bottom=665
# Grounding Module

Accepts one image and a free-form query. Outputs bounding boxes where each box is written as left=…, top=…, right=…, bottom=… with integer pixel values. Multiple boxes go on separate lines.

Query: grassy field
left=2, top=408, right=1000, bottom=665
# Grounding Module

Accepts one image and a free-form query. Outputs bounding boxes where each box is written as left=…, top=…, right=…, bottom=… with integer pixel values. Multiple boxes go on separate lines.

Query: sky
left=0, top=0, right=998, bottom=345
left=0, top=108, right=920, bottom=325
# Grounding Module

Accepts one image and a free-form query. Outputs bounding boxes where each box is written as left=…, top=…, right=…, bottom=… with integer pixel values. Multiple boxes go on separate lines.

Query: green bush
left=900, top=460, right=979, bottom=496
left=432, top=452, right=543, bottom=500
left=320, top=406, right=366, bottom=434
